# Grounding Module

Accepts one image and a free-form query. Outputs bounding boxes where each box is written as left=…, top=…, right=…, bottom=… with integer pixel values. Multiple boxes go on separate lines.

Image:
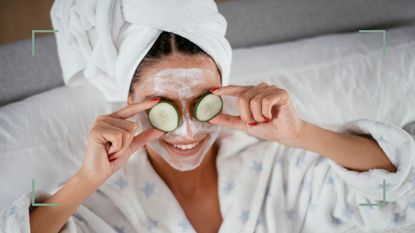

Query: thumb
left=209, top=113, right=246, bottom=131
left=129, top=128, right=165, bottom=153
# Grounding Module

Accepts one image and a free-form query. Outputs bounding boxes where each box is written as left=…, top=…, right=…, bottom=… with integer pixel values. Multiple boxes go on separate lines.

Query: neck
left=146, top=142, right=219, bottom=198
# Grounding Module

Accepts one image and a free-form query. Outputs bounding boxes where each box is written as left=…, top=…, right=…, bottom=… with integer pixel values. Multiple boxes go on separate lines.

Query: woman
left=2, top=1, right=415, bottom=233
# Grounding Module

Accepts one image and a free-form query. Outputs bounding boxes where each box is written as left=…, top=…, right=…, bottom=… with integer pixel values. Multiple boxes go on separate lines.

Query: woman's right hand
left=30, top=98, right=164, bottom=233
left=78, top=97, right=164, bottom=187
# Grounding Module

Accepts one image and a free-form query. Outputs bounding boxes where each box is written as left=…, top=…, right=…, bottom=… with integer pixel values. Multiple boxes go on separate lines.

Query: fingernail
left=109, top=157, right=116, bottom=162
left=210, top=87, right=219, bottom=93
left=264, top=117, right=272, bottom=123
left=151, top=97, right=161, bottom=102
left=248, top=122, right=258, bottom=126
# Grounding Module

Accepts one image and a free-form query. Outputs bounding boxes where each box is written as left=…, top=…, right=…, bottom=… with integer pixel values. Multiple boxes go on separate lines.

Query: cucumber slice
left=194, top=93, right=223, bottom=122
left=148, top=100, right=179, bottom=132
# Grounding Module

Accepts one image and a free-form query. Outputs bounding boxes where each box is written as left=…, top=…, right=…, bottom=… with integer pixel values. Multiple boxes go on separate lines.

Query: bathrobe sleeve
left=0, top=185, right=134, bottom=233
left=320, top=119, right=415, bottom=232
left=0, top=190, right=79, bottom=233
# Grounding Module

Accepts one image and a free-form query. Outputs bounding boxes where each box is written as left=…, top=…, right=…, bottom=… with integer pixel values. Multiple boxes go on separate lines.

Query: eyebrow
left=143, top=94, right=195, bottom=100
left=143, top=88, right=210, bottom=100
left=144, top=94, right=164, bottom=100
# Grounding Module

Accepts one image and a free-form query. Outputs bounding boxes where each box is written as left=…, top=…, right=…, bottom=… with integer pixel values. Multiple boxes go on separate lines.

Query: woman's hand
left=79, top=98, right=165, bottom=187
left=209, top=83, right=396, bottom=172
left=209, top=83, right=305, bottom=146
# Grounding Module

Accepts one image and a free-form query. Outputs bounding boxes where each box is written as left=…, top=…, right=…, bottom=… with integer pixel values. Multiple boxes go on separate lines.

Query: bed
left=0, top=0, right=415, bottom=232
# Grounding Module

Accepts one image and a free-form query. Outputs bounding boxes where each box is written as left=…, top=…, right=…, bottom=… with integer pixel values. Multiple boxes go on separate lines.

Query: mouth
left=162, top=137, right=207, bottom=156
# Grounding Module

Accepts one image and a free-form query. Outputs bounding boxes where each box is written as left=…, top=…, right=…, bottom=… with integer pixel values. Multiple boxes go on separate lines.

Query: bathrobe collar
left=100, top=127, right=278, bottom=233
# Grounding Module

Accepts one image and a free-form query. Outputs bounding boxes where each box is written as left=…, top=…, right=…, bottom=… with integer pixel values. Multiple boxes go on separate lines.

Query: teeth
left=172, top=142, right=199, bottom=150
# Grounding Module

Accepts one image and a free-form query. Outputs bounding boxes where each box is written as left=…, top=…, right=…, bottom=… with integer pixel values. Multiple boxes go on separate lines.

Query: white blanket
left=1, top=119, right=415, bottom=233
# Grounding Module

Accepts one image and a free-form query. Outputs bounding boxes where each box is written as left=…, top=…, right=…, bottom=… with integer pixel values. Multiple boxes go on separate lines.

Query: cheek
left=204, top=68, right=221, bottom=86
left=128, top=93, right=141, bottom=105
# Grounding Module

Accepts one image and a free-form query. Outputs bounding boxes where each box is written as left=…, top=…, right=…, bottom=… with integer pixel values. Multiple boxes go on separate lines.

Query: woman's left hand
left=209, top=82, right=306, bottom=146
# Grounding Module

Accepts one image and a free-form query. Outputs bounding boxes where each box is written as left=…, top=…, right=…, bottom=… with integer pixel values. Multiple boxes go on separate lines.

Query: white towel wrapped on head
left=51, top=0, right=232, bottom=103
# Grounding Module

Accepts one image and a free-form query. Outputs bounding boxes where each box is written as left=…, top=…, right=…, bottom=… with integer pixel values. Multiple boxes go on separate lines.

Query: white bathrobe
left=1, top=119, right=415, bottom=233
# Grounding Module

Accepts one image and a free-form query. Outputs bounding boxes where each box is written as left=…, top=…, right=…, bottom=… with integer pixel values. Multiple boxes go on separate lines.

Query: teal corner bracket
left=359, top=179, right=394, bottom=208
left=31, top=179, right=60, bottom=207
left=358, top=29, right=387, bottom=56
left=31, top=29, right=59, bottom=57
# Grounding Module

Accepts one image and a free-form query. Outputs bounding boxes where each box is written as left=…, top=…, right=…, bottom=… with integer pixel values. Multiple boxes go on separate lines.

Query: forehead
left=135, top=54, right=221, bottom=99
left=141, top=67, right=217, bottom=98
left=152, top=67, right=216, bottom=87
left=142, top=54, right=219, bottom=80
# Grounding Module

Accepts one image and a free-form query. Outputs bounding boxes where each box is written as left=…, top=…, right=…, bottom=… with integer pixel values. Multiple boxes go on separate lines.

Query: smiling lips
left=172, top=142, right=200, bottom=150
left=163, top=137, right=206, bottom=155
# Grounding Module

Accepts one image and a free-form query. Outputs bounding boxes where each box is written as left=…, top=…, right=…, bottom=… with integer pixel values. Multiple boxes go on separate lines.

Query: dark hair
left=129, top=31, right=221, bottom=96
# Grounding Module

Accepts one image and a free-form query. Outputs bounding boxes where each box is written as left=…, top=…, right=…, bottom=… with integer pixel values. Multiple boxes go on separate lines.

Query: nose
left=183, top=113, right=194, bottom=138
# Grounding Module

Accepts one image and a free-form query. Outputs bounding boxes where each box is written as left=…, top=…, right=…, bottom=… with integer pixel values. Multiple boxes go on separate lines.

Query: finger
left=100, top=116, right=138, bottom=133
left=110, top=127, right=164, bottom=161
left=108, top=133, right=135, bottom=160
left=109, top=142, right=132, bottom=160
left=109, top=97, right=160, bottom=119
left=208, top=113, right=247, bottom=131
left=99, top=121, right=132, bottom=155
left=92, top=124, right=126, bottom=155
left=250, top=86, right=277, bottom=122
left=238, top=83, right=269, bottom=123
left=262, top=88, right=289, bottom=119
left=210, top=84, right=254, bottom=97
left=129, top=128, right=165, bottom=154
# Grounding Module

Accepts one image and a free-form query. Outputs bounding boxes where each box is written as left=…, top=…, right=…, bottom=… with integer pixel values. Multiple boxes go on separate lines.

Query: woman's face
left=128, top=53, right=222, bottom=171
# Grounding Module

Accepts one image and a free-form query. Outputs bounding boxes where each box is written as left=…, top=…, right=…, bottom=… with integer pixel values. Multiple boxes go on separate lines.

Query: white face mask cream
left=134, top=67, right=221, bottom=171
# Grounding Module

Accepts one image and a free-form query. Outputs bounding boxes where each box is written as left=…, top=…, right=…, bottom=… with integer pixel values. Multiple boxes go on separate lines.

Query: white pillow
left=0, top=85, right=118, bottom=210
left=226, top=24, right=415, bottom=128
left=1, top=25, right=414, bottom=210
